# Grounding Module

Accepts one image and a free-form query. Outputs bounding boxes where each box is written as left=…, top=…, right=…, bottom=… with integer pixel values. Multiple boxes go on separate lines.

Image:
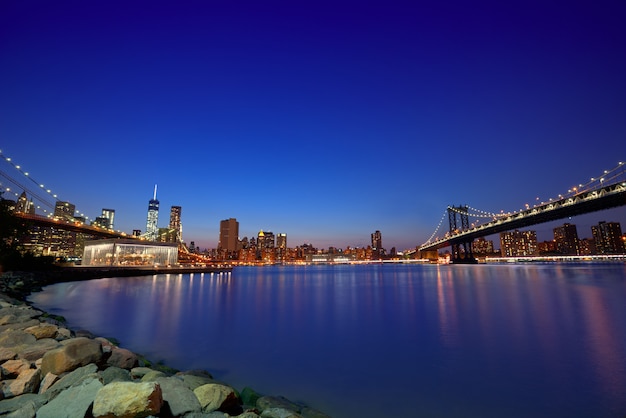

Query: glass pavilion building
left=82, top=239, right=178, bottom=267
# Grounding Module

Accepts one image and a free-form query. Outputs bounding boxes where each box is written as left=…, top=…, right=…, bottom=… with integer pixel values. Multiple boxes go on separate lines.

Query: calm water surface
left=29, top=263, right=626, bottom=417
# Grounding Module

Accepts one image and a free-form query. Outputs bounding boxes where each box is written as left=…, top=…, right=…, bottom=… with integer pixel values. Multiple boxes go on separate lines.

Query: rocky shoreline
left=0, top=270, right=330, bottom=418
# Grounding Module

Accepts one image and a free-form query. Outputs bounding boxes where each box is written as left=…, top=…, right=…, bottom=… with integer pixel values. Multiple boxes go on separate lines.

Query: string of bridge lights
left=0, top=149, right=91, bottom=221
left=421, top=160, right=625, bottom=246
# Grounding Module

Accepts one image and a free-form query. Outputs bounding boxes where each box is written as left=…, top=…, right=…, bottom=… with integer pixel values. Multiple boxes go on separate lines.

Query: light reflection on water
left=29, top=264, right=626, bottom=418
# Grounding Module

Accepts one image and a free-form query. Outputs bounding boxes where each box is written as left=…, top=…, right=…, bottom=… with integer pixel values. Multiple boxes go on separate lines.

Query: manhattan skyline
left=1, top=1, right=625, bottom=250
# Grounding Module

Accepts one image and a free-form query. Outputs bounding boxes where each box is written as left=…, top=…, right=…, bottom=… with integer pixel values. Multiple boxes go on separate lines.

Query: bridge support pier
left=448, top=205, right=477, bottom=264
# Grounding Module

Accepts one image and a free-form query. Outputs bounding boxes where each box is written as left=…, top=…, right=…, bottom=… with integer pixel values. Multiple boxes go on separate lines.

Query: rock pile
left=0, top=293, right=330, bottom=417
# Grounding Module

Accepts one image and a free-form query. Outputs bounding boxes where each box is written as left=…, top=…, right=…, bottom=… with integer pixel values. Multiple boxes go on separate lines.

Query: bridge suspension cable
left=421, top=210, right=448, bottom=246
left=0, top=170, right=56, bottom=214
left=0, top=148, right=91, bottom=221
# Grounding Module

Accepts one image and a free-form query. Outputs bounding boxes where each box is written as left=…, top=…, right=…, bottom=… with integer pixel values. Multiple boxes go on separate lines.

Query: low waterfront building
left=82, top=239, right=178, bottom=267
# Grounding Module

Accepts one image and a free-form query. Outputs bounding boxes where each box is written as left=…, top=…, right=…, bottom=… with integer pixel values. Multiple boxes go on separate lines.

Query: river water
left=28, top=263, right=626, bottom=417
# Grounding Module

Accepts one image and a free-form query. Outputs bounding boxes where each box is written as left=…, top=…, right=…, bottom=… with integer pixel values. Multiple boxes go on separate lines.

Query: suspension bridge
left=419, top=161, right=626, bottom=262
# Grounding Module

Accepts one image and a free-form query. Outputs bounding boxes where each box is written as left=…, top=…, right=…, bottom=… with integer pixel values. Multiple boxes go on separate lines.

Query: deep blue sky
left=1, top=0, right=625, bottom=251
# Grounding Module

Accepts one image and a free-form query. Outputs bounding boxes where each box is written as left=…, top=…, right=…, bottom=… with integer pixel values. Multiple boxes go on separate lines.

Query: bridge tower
left=447, top=205, right=477, bottom=263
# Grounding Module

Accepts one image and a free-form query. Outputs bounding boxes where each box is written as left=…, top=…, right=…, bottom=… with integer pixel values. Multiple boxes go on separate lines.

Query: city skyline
left=1, top=1, right=625, bottom=250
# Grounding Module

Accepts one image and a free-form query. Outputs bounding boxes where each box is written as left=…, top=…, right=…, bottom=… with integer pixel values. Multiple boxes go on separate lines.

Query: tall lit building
left=145, top=185, right=159, bottom=241
left=102, top=209, right=115, bottom=229
left=169, top=206, right=182, bottom=242
left=371, top=230, right=382, bottom=251
left=258, top=230, right=275, bottom=250
left=500, top=230, right=538, bottom=257
left=276, top=233, right=287, bottom=250
left=218, top=218, right=239, bottom=253
left=93, top=209, right=115, bottom=230
left=472, top=237, right=494, bottom=255
left=54, top=201, right=76, bottom=220
left=592, top=221, right=624, bottom=254
left=14, top=191, right=34, bottom=214
left=553, top=223, right=579, bottom=255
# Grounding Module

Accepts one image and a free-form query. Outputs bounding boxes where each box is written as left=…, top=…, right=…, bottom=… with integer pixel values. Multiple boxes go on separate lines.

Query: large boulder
left=193, top=383, right=241, bottom=414
left=16, top=338, right=60, bottom=361
left=155, top=376, right=202, bottom=416
left=261, top=408, right=303, bottom=418
left=0, top=330, right=36, bottom=349
left=257, top=396, right=302, bottom=413
left=44, top=363, right=99, bottom=398
left=178, top=372, right=214, bottom=390
left=92, top=381, right=163, bottom=418
left=100, top=366, right=131, bottom=384
left=0, top=347, right=16, bottom=363
left=24, top=323, right=58, bottom=339
left=5, top=368, right=41, bottom=398
left=0, top=393, right=47, bottom=415
left=106, top=347, right=139, bottom=369
left=40, top=337, right=102, bottom=376
left=37, top=377, right=103, bottom=418
left=1, top=359, right=31, bottom=378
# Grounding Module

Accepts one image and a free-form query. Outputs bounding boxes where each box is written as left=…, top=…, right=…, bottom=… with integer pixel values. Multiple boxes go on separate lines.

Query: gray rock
left=257, top=396, right=302, bottom=413
left=0, top=331, right=36, bottom=349
left=0, top=319, right=40, bottom=334
left=140, top=370, right=167, bottom=382
left=16, top=338, right=60, bottom=362
left=261, top=408, right=303, bottom=418
left=179, top=373, right=215, bottom=390
left=36, top=376, right=103, bottom=418
left=300, top=406, right=331, bottom=418
left=54, top=328, right=72, bottom=341
left=130, top=366, right=154, bottom=379
left=40, top=337, right=102, bottom=376
left=0, top=393, right=47, bottom=414
left=0, top=307, right=40, bottom=324
left=194, top=383, right=240, bottom=414
left=92, top=381, right=163, bottom=418
left=45, top=363, right=99, bottom=398
left=5, top=400, right=36, bottom=418
left=100, top=366, right=131, bottom=384
left=155, top=376, right=202, bottom=416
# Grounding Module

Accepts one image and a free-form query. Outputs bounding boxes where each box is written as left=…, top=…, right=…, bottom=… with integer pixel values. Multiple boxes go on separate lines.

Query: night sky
left=1, top=0, right=625, bottom=251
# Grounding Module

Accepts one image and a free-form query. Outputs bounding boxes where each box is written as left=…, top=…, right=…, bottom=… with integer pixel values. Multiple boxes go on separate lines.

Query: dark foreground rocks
left=0, top=290, right=330, bottom=417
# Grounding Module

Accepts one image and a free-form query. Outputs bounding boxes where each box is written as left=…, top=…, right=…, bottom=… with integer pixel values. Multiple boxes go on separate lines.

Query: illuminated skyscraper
left=145, top=185, right=159, bottom=241
left=371, top=230, right=382, bottom=251
left=102, top=209, right=115, bottom=229
left=169, top=206, right=182, bottom=242
left=592, top=221, right=624, bottom=254
left=277, top=233, right=287, bottom=250
left=94, top=208, right=116, bottom=230
left=553, top=223, right=579, bottom=255
left=500, top=230, right=538, bottom=257
left=219, top=218, right=239, bottom=253
left=15, top=191, right=34, bottom=214
left=54, top=201, right=76, bottom=220
left=258, top=230, right=275, bottom=250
